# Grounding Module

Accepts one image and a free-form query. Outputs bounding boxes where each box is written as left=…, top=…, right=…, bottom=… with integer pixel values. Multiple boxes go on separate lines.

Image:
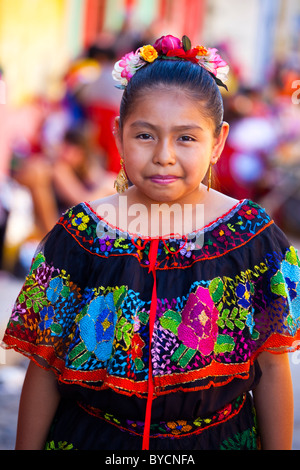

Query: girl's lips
left=149, top=175, right=180, bottom=184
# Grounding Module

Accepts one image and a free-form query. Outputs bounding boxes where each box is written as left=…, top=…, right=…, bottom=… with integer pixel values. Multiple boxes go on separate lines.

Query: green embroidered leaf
left=113, top=285, right=127, bottom=310
left=50, top=323, right=63, bottom=335
left=61, top=285, right=70, bottom=298
left=225, top=319, right=234, bottom=330
left=160, top=310, right=181, bottom=335
left=286, top=246, right=300, bottom=266
left=138, top=310, right=149, bottom=325
left=271, top=270, right=287, bottom=297
left=234, top=319, right=245, bottom=330
left=30, top=253, right=45, bottom=274
left=214, top=334, right=235, bottom=354
left=134, top=357, right=144, bottom=371
left=178, top=348, right=196, bottom=368
left=209, top=277, right=224, bottom=303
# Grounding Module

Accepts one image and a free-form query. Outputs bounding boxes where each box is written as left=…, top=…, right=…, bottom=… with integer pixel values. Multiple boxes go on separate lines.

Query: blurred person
left=76, top=43, right=122, bottom=174
left=2, top=35, right=299, bottom=452
left=13, top=127, right=116, bottom=238
left=52, top=128, right=116, bottom=214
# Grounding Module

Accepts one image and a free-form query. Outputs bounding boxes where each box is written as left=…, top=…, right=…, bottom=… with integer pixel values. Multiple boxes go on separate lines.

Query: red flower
left=166, top=47, right=199, bottom=64
left=131, top=333, right=145, bottom=361
left=238, top=205, right=258, bottom=220
left=152, top=35, right=181, bottom=55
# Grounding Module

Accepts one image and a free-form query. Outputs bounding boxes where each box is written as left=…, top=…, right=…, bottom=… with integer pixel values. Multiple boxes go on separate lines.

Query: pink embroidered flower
left=178, top=286, right=219, bottom=356
left=153, top=35, right=181, bottom=55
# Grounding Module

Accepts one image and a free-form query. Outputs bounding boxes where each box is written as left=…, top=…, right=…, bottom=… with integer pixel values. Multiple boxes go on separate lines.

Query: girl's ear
left=211, top=121, right=230, bottom=164
left=113, top=116, right=123, bottom=155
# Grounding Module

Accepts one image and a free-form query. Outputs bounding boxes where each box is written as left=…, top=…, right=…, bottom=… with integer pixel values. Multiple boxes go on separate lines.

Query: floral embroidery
left=46, top=277, right=64, bottom=303
left=235, top=280, right=254, bottom=309
left=3, top=200, right=300, bottom=397
left=99, top=236, right=114, bottom=255
left=237, top=204, right=258, bottom=220
left=78, top=394, right=246, bottom=439
left=212, top=223, right=232, bottom=242
left=45, top=440, right=76, bottom=450
left=271, top=246, right=300, bottom=334
left=78, top=294, right=117, bottom=362
left=130, top=333, right=145, bottom=370
left=177, top=286, right=219, bottom=355
left=39, top=306, right=55, bottom=331
left=166, top=420, right=193, bottom=435
left=71, top=212, right=90, bottom=231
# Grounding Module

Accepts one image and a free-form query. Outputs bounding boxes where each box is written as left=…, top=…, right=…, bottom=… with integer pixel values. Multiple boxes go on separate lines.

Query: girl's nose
left=153, top=139, right=176, bottom=165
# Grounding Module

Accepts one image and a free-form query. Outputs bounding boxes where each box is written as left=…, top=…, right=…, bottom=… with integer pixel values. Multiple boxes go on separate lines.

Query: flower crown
left=112, top=34, right=229, bottom=91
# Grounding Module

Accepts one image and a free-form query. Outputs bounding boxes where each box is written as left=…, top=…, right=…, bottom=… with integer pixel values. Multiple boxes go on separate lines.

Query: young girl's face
left=115, top=86, right=228, bottom=206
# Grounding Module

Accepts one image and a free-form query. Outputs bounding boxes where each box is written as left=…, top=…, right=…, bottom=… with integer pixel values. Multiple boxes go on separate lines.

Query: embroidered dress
left=2, top=199, right=300, bottom=450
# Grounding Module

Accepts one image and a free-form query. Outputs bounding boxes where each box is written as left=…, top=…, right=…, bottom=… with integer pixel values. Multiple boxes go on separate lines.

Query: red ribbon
left=142, top=238, right=159, bottom=450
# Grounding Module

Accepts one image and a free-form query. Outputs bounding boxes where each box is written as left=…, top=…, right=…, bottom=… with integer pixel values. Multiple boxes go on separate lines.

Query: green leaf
left=182, top=35, right=192, bottom=52
left=209, top=277, right=224, bottom=303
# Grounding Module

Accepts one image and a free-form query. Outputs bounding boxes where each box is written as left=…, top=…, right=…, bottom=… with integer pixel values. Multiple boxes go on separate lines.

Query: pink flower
left=178, top=286, right=219, bottom=356
left=197, top=48, right=229, bottom=82
left=153, top=35, right=181, bottom=55
left=112, top=51, right=144, bottom=87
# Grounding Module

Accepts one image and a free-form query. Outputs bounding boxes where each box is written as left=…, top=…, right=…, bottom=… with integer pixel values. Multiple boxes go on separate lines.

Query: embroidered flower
left=212, top=223, right=231, bottom=242
left=39, top=306, right=55, bottom=331
left=178, top=286, right=219, bottom=355
left=236, top=281, right=253, bottom=309
left=46, top=277, right=64, bottom=303
left=271, top=246, right=300, bottom=333
left=139, top=45, right=158, bottom=63
left=79, top=293, right=117, bottom=362
left=238, top=205, right=258, bottom=220
left=72, top=212, right=90, bottom=231
left=166, top=420, right=193, bottom=435
left=99, top=236, right=114, bottom=255
left=179, top=240, right=195, bottom=257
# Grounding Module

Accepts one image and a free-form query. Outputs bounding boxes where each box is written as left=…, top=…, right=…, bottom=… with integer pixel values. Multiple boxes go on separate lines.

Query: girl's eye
left=136, top=133, right=153, bottom=140
left=179, top=135, right=196, bottom=142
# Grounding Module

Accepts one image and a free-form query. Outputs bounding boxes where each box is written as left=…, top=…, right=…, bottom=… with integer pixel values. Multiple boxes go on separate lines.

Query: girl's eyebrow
left=130, top=120, right=204, bottom=132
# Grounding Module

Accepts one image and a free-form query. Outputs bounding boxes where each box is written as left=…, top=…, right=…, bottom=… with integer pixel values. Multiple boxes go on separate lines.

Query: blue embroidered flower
left=236, top=281, right=252, bottom=309
left=46, top=277, right=64, bottom=303
left=39, top=306, right=55, bottom=331
left=79, top=293, right=117, bottom=362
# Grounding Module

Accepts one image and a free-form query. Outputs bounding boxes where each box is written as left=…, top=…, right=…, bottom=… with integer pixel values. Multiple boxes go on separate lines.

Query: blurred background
left=0, top=0, right=300, bottom=450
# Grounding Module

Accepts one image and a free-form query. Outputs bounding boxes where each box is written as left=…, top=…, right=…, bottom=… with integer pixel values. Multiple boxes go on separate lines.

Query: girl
left=2, top=35, right=300, bottom=451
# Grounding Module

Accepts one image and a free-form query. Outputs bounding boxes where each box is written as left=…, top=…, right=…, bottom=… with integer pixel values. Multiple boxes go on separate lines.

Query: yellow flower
left=139, top=45, right=158, bottom=63
left=72, top=212, right=90, bottom=231
left=195, top=45, right=209, bottom=56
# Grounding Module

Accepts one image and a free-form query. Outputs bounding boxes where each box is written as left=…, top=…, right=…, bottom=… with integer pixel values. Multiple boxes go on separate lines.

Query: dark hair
left=119, top=59, right=224, bottom=137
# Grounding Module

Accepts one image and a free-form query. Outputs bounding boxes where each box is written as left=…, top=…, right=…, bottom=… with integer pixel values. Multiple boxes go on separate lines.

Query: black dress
left=3, top=199, right=300, bottom=450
